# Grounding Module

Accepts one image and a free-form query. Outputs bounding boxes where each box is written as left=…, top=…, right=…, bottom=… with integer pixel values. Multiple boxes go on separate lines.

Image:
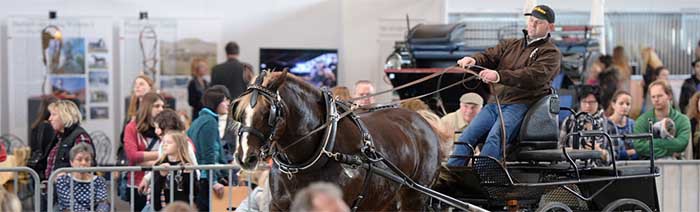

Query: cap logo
left=534, top=7, right=546, bottom=14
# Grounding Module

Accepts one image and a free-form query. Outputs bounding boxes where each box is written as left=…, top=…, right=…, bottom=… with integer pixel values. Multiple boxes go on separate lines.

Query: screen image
left=260, top=48, right=338, bottom=88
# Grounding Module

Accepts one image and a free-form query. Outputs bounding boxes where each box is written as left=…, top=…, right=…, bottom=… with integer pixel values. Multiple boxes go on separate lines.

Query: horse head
left=232, top=70, right=325, bottom=170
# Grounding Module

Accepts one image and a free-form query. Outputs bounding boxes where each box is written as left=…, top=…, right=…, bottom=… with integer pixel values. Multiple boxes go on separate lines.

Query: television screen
left=259, top=48, right=338, bottom=88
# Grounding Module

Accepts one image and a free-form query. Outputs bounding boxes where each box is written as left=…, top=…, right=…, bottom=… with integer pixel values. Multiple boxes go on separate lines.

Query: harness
left=236, top=67, right=485, bottom=211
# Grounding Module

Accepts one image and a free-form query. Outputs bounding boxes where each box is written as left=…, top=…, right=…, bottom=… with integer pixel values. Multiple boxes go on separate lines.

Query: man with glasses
left=448, top=5, right=561, bottom=164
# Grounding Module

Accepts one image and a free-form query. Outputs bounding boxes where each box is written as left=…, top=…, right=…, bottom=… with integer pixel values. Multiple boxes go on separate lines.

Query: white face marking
left=240, top=106, right=255, bottom=162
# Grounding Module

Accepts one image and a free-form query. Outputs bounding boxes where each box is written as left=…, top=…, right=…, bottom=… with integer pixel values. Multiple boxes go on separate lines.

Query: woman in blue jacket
left=187, top=85, right=231, bottom=211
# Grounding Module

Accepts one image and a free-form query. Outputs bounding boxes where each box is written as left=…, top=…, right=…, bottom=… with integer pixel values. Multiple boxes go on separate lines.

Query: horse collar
left=273, top=89, right=342, bottom=176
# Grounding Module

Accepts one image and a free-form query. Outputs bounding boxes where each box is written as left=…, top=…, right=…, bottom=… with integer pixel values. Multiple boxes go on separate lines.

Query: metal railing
left=0, top=167, right=41, bottom=212
left=47, top=164, right=248, bottom=212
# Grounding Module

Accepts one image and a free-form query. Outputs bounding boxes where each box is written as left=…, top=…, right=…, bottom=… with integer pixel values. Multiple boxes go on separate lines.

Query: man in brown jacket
left=448, top=5, right=561, bottom=165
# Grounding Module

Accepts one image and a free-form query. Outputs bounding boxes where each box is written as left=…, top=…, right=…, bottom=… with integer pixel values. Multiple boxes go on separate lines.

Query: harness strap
left=351, top=162, right=373, bottom=212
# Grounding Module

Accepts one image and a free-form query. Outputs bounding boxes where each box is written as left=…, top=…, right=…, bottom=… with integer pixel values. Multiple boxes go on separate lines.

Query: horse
left=232, top=70, right=446, bottom=211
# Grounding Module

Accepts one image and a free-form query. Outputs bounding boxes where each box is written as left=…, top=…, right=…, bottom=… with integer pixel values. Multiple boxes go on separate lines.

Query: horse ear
left=268, top=69, right=288, bottom=91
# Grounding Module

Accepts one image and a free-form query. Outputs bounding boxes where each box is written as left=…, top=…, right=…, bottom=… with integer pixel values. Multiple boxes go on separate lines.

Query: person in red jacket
left=122, top=92, right=164, bottom=211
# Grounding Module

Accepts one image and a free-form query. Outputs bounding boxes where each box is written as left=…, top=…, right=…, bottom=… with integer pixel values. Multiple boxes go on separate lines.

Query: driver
left=448, top=5, right=561, bottom=165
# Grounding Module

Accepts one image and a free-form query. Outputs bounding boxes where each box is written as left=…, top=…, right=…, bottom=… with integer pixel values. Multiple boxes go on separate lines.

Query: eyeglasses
left=581, top=100, right=598, bottom=105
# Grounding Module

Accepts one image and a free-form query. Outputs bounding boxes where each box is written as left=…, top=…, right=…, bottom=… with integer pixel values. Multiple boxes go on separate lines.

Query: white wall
left=0, top=0, right=343, bottom=143
left=340, top=0, right=446, bottom=102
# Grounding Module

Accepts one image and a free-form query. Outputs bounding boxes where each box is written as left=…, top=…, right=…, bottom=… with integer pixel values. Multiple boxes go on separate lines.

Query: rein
left=278, top=65, right=482, bottom=154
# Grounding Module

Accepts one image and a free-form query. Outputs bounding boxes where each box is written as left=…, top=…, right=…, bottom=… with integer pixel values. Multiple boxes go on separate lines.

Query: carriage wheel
left=536, top=201, right=573, bottom=212
left=602, top=198, right=653, bottom=212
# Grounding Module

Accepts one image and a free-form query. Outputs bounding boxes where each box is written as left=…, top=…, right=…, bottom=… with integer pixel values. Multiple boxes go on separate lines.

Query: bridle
left=236, top=71, right=287, bottom=159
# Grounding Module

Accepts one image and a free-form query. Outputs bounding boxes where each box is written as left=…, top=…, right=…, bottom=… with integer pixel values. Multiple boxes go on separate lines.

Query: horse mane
left=233, top=71, right=322, bottom=121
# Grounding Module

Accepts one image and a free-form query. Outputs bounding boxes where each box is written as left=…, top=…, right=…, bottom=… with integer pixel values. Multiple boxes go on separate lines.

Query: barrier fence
left=2, top=161, right=699, bottom=211
left=45, top=164, right=250, bottom=212
left=0, top=167, right=41, bottom=212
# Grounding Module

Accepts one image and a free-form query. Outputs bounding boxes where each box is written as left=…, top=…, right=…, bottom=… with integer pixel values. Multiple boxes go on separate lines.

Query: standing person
left=211, top=42, right=247, bottom=99
left=353, top=80, right=376, bottom=107
left=126, top=75, right=156, bottom=121
left=686, top=92, right=700, bottom=159
left=439, top=93, right=483, bottom=138
left=44, top=100, right=94, bottom=179
left=612, top=46, right=632, bottom=91
left=188, top=58, right=210, bottom=120
left=633, top=80, right=691, bottom=159
left=28, top=96, right=57, bottom=179
left=680, top=59, right=700, bottom=113
left=447, top=5, right=561, bottom=165
left=137, top=108, right=199, bottom=195
left=55, top=143, right=109, bottom=212
left=151, top=131, right=196, bottom=211
left=119, top=75, right=155, bottom=165
left=187, top=85, right=231, bottom=211
left=122, top=92, right=165, bottom=211
left=606, top=91, right=638, bottom=160
left=41, top=100, right=94, bottom=211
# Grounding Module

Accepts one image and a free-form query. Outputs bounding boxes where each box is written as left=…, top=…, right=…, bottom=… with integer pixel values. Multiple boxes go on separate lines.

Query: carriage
left=432, top=92, right=660, bottom=211
left=232, top=70, right=660, bottom=212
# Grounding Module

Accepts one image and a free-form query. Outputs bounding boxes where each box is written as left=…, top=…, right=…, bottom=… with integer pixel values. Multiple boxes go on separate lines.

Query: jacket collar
left=521, top=30, right=551, bottom=47
left=58, top=124, right=80, bottom=137
left=199, top=108, right=219, bottom=119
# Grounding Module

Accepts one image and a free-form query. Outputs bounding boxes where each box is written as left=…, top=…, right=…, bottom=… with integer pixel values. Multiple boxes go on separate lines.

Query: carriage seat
left=509, top=92, right=602, bottom=162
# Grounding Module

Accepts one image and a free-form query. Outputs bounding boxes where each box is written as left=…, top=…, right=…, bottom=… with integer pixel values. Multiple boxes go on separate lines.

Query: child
left=606, top=91, right=638, bottom=160
left=55, top=143, right=109, bottom=212
left=151, top=131, right=197, bottom=211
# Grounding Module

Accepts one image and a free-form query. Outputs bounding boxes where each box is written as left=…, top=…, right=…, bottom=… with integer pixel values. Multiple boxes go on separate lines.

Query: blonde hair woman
left=44, top=100, right=94, bottom=179
left=188, top=58, right=210, bottom=120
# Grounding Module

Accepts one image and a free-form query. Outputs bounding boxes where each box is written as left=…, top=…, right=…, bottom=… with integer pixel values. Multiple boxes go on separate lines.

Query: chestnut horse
left=233, top=71, right=444, bottom=211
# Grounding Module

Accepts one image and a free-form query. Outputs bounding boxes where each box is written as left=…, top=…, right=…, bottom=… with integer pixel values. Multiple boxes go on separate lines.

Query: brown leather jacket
left=472, top=30, right=561, bottom=105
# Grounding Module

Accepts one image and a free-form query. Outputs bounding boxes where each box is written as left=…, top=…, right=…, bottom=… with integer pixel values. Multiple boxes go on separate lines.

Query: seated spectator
left=633, top=80, right=691, bottom=159
left=55, top=143, right=109, bottom=212
left=439, top=93, right=483, bottom=138
left=559, top=85, right=611, bottom=162
left=680, top=59, right=700, bottom=113
left=290, top=182, right=349, bottom=212
left=353, top=80, right=375, bottom=107
left=330, top=86, right=352, bottom=101
left=606, top=91, right=638, bottom=160
left=688, top=92, right=700, bottom=159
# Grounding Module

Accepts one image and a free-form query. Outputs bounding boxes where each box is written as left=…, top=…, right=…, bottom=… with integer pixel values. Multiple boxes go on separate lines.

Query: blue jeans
left=447, top=103, right=529, bottom=166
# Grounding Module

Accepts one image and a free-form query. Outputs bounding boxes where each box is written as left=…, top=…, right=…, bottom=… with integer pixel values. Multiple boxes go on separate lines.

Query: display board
left=7, top=16, right=115, bottom=144
left=119, top=18, right=221, bottom=122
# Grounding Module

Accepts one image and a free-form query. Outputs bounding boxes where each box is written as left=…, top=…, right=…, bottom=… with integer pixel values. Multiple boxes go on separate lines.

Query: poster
left=7, top=17, right=114, bottom=152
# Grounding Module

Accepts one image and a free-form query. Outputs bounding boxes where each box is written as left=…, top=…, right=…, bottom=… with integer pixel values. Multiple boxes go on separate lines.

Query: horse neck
left=276, top=81, right=326, bottom=163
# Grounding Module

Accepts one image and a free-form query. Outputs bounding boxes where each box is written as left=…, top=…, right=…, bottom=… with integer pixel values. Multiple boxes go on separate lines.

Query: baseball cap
left=459, top=93, right=483, bottom=106
left=525, top=5, right=555, bottom=23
